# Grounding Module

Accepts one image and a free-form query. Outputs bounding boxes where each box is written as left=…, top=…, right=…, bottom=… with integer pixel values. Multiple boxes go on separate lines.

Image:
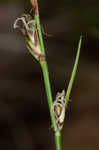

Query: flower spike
left=53, top=90, right=66, bottom=132
left=13, top=14, right=45, bottom=61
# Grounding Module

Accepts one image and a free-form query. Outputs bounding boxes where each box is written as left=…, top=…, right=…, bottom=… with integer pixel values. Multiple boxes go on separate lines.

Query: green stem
left=40, top=38, right=62, bottom=150
left=40, top=58, right=62, bottom=150
left=35, top=4, right=62, bottom=150
left=35, top=14, right=45, bottom=54
left=55, top=132, right=62, bottom=150
left=40, top=61, right=57, bottom=131
left=65, top=36, right=82, bottom=106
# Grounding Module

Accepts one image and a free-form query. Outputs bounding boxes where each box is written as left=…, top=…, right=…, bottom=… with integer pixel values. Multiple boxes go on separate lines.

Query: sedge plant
left=13, top=0, right=82, bottom=150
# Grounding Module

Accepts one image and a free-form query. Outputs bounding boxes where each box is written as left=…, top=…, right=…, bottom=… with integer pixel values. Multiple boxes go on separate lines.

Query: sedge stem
left=34, top=1, right=62, bottom=150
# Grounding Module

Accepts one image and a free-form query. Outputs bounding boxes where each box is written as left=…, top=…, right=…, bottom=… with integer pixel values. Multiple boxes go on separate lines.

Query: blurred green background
left=0, top=0, right=99, bottom=150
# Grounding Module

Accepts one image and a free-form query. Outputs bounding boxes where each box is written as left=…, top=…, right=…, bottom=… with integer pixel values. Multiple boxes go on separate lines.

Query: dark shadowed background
left=0, top=0, right=99, bottom=150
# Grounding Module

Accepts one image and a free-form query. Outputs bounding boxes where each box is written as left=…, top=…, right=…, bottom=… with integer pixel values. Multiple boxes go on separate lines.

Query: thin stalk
left=35, top=15, right=45, bottom=54
left=65, top=36, right=82, bottom=106
left=34, top=1, right=62, bottom=150
left=40, top=61, right=57, bottom=131
left=40, top=62, right=62, bottom=150
left=55, top=131, right=62, bottom=150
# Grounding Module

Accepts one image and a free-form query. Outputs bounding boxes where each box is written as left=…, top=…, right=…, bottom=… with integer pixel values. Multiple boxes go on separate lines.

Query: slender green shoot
left=33, top=1, right=62, bottom=150
left=35, top=15, right=45, bottom=54
left=65, top=36, right=82, bottom=106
